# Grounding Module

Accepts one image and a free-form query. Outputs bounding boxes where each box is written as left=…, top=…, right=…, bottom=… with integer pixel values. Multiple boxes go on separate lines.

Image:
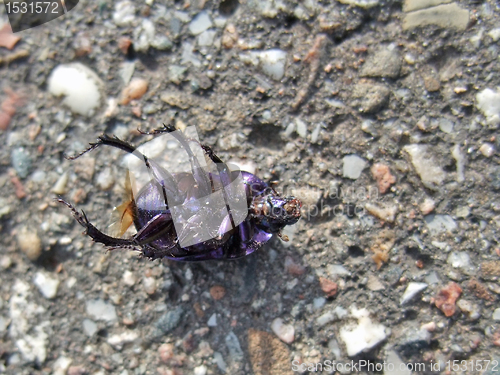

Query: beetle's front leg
left=56, top=198, right=140, bottom=250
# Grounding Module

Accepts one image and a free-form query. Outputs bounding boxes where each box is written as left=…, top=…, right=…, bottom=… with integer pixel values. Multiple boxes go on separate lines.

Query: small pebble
left=96, top=167, right=115, bottom=191
left=284, top=256, right=306, bottom=276
left=143, top=277, right=157, bottom=295
left=189, top=11, right=213, bottom=35
left=194, top=365, right=207, bottom=375
left=11, top=147, right=31, bottom=179
left=207, top=313, right=217, bottom=327
left=210, top=285, right=226, bottom=300
left=17, top=227, right=42, bottom=261
left=271, top=318, right=295, bottom=344
left=82, top=319, right=98, bottom=336
left=34, top=272, right=59, bottom=299
left=313, top=297, right=326, bottom=310
left=400, top=282, right=428, bottom=305
left=0, top=255, right=12, bottom=270
left=113, top=1, right=136, bottom=26
left=122, top=270, right=137, bottom=286
left=53, top=356, right=72, bottom=375
left=121, top=78, right=148, bottom=105
left=85, top=299, right=117, bottom=322
left=51, top=172, right=69, bottom=195
left=476, top=88, right=500, bottom=124
left=339, top=307, right=387, bottom=357
left=48, top=63, right=103, bottom=116
left=457, top=299, right=481, bottom=320
left=343, top=154, right=367, bottom=179
left=370, top=163, right=396, bottom=194
left=420, top=197, right=436, bottom=215
left=258, top=49, right=287, bottom=81
left=319, top=277, right=338, bottom=297
left=493, top=308, right=500, bottom=321
left=480, top=143, right=495, bottom=157
left=434, top=282, right=462, bottom=317
left=365, top=202, right=398, bottom=223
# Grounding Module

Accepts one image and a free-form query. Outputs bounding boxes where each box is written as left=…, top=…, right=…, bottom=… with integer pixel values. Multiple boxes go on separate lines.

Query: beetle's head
left=259, top=195, right=302, bottom=231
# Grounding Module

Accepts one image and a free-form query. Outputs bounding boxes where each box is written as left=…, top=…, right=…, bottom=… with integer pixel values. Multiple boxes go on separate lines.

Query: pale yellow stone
left=403, top=3, right=469, bottom=31
left=403, top=0, right=451, bottom=12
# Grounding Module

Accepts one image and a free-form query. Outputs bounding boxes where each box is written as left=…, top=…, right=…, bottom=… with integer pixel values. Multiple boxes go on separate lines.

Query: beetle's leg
left=140, top=243, right=180, bottom=261
left=232, top=220, right=273, bottom=258
left=139, top=125, right=212, bottom=196
left=56, top=198, right=141, bottom=250
left=65, top=134, right=137, bottom=160
left=68, top=134, right=184, bottom=205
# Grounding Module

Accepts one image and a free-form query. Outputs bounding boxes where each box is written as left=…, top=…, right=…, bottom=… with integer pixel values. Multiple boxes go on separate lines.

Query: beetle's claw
left=138, top=123, right=176, bottom=136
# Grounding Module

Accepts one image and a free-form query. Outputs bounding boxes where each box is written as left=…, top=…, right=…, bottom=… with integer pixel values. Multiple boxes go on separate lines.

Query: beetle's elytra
left=58, top=125, right=301, bottom=261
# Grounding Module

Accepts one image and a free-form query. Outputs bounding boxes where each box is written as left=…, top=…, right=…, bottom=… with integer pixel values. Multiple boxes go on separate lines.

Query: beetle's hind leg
left=56, top=198, right=141, bottom=251
left=65, top=134, right=137, bottom=160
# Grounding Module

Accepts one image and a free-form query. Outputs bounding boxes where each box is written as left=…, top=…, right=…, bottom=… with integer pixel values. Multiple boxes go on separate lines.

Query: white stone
left=316, top=312, right=335, bottom=326
left=439, top=118, right=454, bottom=133
left=343, top=154, right=366, bottom=179
left=451, top=144, right=465, bottom=182
left=189, top=11, right=213, bottom=35
left=143, top=277, right=156, bottom=295
left=400, top=282, right=428, bottom=305
left=48, top=63, right=103, bottom=116
left=493, top=308, right=500, bottom=321
left=476, top=88, right=500, bottom=124
left=479, top=143, right=495, bottom=157
left=313, top=297, right=326, bottom=310
left=33, top=272, right=59, bottom=299
left=447, top=251, right=471, bottom=269
left=113, top=1, right=136, bottom=26
left=488, top=28, right=500, bottom=42
left=85, top=299, right=117, bottom=322
left=337, top=0, right=379, bottom=8
left=424, top=214, right=457, bottom=235
left=327, top=264, right=350, bottom=278
left=107, top=331, right=139, bottom=350
left=339, top=307, right=387, bottom=357
left=424, top=271, right=440, bottom=284
left=83, top=319, right=98, bottom=336
left=51, top=172, right=68, bottom=195
left=122, top=271, right=137, bottom=286
left=295, top=118, right=307, bottom=138
left=403, top=144, right=446, bottom=186
left=457, top=300, right=480, bottom=320
left=198, top=29, right=216, bottom=47
left=271, top=318, right=295, bottom=343
left=194, top=365, right=208, bottom=375
left=384, top=350, right=411, bottom=375
left=53, top=356, right=72, bottom=375
left=258, top=49, right=287, bottom=80
left=134, top=19, right=155, bottom=52
left=365, top=202, right=398, bottom=223
left=207, top=313, right=217, bottom=327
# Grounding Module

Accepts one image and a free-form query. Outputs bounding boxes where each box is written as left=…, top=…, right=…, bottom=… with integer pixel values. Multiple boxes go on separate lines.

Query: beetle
left=57, top=125, right=301, bottom=261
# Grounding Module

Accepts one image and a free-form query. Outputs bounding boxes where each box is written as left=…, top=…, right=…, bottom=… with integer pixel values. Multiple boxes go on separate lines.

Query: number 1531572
left=5, top=1, right=61, bottom=14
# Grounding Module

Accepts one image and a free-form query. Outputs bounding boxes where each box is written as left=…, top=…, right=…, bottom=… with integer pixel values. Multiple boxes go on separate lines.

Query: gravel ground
left=1, top=0, right=500, bottom=374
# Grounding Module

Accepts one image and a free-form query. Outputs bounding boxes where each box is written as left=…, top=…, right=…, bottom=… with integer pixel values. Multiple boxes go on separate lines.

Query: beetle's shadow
left=164, top=254, right=260, bottom=304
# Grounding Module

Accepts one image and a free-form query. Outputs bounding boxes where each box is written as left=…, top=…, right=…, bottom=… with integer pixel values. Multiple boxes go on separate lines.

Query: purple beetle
left=58, top=125, right=301, bottom=261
